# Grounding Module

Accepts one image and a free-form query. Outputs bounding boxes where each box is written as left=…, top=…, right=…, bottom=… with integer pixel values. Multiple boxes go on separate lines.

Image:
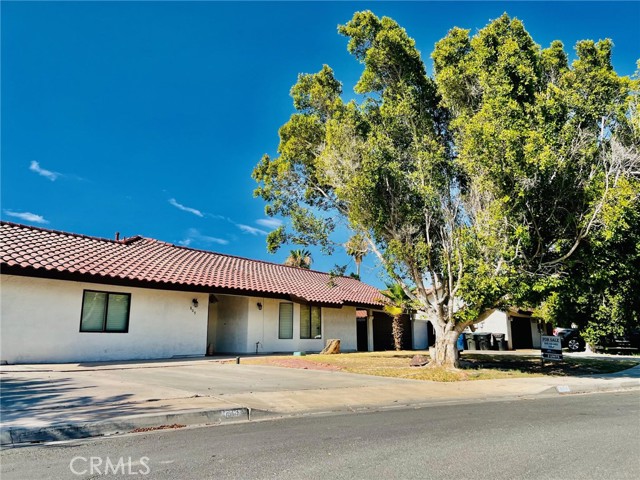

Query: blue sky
left=2, top=1, right=639, bottom=289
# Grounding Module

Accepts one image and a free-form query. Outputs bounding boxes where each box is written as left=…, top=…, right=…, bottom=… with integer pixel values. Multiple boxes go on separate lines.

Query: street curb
left=543, top=378, right=640, bottom=395
left=0, top=407, right=253, bottom=447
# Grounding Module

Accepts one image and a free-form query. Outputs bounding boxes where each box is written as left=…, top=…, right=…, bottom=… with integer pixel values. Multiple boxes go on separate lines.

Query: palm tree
left=380, top=283, right=411, bottom=351
left=344, top=234, right=368, bottom=279
left=284, top=249, right=312, bottom=269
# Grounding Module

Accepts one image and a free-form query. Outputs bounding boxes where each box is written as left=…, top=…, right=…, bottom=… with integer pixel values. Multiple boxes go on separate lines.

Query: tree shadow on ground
left=0, top=376, right=163, bottom=425
left=459, top=355, right=640, bottom=378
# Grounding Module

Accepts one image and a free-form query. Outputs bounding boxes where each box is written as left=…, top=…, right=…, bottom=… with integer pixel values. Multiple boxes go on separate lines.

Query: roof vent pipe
left=115, top=232, right=120, bottom=241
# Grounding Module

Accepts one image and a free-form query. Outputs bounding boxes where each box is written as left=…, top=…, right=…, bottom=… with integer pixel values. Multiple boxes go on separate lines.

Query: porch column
left=367, top=311, right=374, bottom=352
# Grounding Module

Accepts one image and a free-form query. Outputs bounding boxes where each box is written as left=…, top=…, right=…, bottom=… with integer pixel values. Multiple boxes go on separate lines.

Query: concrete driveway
left=1, top=358, right=441, bottom=429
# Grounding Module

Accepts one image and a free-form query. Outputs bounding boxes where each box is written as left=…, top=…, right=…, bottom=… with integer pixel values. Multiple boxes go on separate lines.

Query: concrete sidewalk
left=2, top=356, right=639, bottom=446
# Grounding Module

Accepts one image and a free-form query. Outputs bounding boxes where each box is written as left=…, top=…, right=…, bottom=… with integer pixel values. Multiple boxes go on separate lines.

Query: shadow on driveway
left=0, top=375, right=164, bottom=427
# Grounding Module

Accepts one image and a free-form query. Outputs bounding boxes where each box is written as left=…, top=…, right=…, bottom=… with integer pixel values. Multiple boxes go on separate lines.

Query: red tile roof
left=0, top=222, right=382, bottom=308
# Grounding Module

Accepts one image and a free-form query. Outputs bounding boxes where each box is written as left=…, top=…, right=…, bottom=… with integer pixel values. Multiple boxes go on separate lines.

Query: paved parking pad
left=1, top=362, right=432, bottom=429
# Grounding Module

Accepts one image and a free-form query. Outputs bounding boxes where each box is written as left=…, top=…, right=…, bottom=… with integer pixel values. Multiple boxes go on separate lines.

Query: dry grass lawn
left=242, top=350, right=639, bottom=382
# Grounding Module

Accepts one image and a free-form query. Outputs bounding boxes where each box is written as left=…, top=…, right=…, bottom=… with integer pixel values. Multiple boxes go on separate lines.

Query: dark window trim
left=300, top=304, right=322, bottom=340
left=80, top=289, right=131, bottom=333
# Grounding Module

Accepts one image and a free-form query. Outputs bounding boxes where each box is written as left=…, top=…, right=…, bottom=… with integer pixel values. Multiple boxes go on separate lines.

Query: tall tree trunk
left=392, top=315, right=403, bottom=351
left=430, top=328, right=460, bottom=369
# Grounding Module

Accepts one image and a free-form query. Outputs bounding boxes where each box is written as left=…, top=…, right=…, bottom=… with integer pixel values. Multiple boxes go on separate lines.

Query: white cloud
left=237, top=224, right=268, bottom=236
left=179, top=228, right=228, bottom=246
left=4, top=210, right=49, bottom=224
left=256, top=218, right=283, bottom=229
left=29, top=161, right=60, bottom=181
left=207, top=213, right=233, bottom=222
left=168, top=198, right=204, bottom=217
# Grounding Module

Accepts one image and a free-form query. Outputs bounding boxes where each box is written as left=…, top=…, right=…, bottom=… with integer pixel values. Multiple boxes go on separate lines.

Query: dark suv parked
left=553, top=328, right=586, bottom=352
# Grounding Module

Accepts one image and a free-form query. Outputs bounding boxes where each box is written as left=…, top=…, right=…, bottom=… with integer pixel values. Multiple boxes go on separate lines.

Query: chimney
left=115, top=232, right=120, bottom=241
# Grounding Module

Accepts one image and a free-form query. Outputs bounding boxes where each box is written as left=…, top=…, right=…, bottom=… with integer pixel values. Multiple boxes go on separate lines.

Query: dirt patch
left=255, top=357, right=343, bottom=372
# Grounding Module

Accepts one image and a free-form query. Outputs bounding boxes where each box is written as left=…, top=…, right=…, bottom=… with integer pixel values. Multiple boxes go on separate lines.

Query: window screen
left=80, top=290, right=130, bottom=333
left=279, top=302, right=293, bottom=339
left=311, top=306, right=321, bottom=339
left=300, top=304, right=321, bottom=339
left=300, top=304, right=311, bottom=339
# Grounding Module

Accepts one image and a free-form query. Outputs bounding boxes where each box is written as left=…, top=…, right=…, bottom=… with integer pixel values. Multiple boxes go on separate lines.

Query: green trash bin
left=476, top=333, right=492, bottom=350
left=465, top=332, right=477, bottom=350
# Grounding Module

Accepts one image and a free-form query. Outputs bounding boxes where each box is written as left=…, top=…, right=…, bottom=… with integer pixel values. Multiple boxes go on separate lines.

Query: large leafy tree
left=538, top=203, right=640, bottom=347
left=253, top=11, right=639, bottom=368
left=537, top=65, right=640, bottom=345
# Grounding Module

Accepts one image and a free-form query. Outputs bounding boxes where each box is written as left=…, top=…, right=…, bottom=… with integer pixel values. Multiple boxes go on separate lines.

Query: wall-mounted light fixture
left=257, top=302, right=263, bottom=310
left=192, top=298, right=199, bottom=308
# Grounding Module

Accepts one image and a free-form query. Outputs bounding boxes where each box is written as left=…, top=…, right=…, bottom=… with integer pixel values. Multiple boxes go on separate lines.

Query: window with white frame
left=80, top=290, right=131, bottom=333
left=278, top=302, right=293, bottom=339
left=300, top=304, right=321, bottom=339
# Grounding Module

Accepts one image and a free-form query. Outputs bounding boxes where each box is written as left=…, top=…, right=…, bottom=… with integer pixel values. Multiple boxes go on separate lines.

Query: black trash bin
left=465, top=332, right=476, bottom=350
left=475, top=333, right=492, bottom=350
left=493, top=333, right=507, bottom=351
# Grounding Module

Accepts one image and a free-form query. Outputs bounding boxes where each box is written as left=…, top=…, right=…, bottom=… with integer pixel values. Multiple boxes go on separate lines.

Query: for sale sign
left=541, top=335, right=563, bottom=361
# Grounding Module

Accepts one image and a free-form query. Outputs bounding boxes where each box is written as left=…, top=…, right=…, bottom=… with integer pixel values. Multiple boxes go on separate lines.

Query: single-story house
left=389, top=306, right=548, bottom=351
left=0, top=222, right=386, bottom=364
left=470, top=308, right=551, bottom=349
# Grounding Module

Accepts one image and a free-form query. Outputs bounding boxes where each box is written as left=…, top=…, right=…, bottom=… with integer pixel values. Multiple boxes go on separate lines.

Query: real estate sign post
left=541, top=335, right=563, bottom=363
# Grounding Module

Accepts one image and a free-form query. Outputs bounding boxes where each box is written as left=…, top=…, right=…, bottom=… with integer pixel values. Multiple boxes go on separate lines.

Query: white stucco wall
left=0, top=275, right=208, bottom=364
left=210, top=295, right=357, bottom=354
left=474, top=310, right=509, bottom=336
left=323, top=305, right=357, bottom=352
left=367, top=314, right=374, bottom=352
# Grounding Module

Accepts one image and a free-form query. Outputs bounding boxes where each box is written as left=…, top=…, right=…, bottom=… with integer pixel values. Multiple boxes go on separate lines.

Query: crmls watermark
left=69, top=456, right=151, bottom=476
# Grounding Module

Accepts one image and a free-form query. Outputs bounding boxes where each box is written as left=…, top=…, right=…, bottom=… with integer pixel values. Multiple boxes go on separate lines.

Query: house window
left=279, top=302, right=293, bottom=339
left=80, top=290, right=131, bottom=333
left=300, top=304, right=322, bottom=339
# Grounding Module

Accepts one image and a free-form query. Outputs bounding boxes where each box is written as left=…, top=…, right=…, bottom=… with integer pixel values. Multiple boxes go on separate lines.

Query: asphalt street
left=1, top=391, right=639, bottom=480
